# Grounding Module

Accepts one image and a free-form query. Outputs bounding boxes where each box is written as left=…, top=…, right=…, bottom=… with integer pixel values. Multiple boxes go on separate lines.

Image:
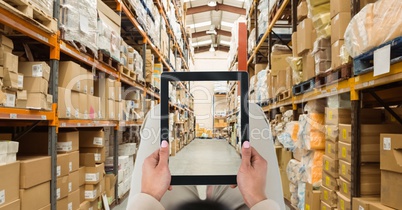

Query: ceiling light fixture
left=209, top=44, right=216, bottom=52
left=208, top=0, right=217, bottom=7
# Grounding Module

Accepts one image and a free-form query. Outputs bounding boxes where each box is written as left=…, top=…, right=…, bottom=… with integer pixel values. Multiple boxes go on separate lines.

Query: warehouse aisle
left=169, top=138, right=241, bottom=175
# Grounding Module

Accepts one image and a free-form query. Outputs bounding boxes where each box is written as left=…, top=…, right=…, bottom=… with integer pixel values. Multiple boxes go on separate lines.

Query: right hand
left=237, top=141, right=268, bottom=208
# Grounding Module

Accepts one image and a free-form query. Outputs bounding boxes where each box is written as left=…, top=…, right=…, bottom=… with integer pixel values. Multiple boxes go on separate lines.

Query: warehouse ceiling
left=185, top=0, right=246, bottom=53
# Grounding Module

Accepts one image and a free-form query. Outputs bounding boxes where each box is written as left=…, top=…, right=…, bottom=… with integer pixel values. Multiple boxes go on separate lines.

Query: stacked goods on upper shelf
left=31, top=0, right=54, bottom=17
left=59, top=0, right=98, bottom=55
left=97, top=0, right=121, bottom=61
left=270, top=45, right=292, bottom=98
left=248, top=29, right=256, bottom=55
left=345, top=0, right=400, bottom=59
left=255, top=67, right=268, bottom=103
left=125, top=89, right=144, bottom=121
left=256, top=0, right=276, bottom=40
left=127, top=46, right=144, bottom=82
left=329, top=0, right=350, bottom=70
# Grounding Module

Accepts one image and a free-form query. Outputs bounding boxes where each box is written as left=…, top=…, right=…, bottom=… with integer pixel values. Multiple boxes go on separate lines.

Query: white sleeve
left=126, top=193, right=165, bottom=210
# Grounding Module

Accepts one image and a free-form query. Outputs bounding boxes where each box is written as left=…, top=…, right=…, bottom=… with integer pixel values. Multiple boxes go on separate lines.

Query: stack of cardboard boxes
left=93, top=73, right=124, bottom=121
left=0, top=35, right=19, bottom=107
left=330, top=0, right=351, bottom=70
left=270, top=47, right=292, bottom=97
left=276, top=147, right=292, bottom=201
left=145, top=50, right=154, bottom=85
left=106, top=155, right=132, bottom=199
left=125, top=89, right=144, bottom=121
left=97, top=0, right=121, bottom=61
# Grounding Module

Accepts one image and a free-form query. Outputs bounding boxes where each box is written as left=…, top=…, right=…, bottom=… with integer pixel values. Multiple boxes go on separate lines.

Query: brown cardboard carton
left=79, top=201, right=91, bottom=210
left=292, top=32, right=298, bottom=57
left=15, top=90, right=27, bottom=108
left=80, top=67, right=88, bottom=94
left=380, top=134, right=402, bottom=173
left=0, top=199, right=20, bottom=210
left=84, top=183, right=100, bottom=201
left=337, top=192, right=351, bottom=210
left=56, top=197, right=68, bottom=210
left=69, top=151, right=79, bottom=173
left=381, top=171, right=402, bottom=209
left=3, top=70, right=18, bottom=89
left=361, top=109, right=383, bottom=124
left=23, top=77, right=48, bottom=93
left=338, top=141, right=351, bottom=162
left=0, top=89, right=15, bottom=107
left=57, top=153, right=69, bottom=177
left=79, top=129, right=104, bottom=148
left=331, top=40, right=344, bottom=69
left=297, top=18, right=314, bottom=55
left=87, top=71, right=94, bottom=96
left=325, top=140, right=338, bottom=159
left=302, top=51, right=315, bottom=81
left=68, top=170, right=79, bottom=193
left=87, top=95, right=98, bottom=120
left=339, top=160, right=351, bottom=181
left=105, top=78, right=115, bottom=101
left=115, top=101, right=120, bottom=121
left=331, top=12, right=351, bottom=44
left=254, top=64, right=267, bottom=75
left=71, top=91, right=80, bottom=119
left=369, top=200, right=395, bottom=210
left=271, top=54, right=292, bottom=75
left=2, top=53, right=18, bottom=73
left=280, top=169, right=291, bottom=200
left=0, top=66, right=3, bottom=78
left=68, top=189, right=80, bottom=210
left=84, top=163, right=104, bottom=185
left=79, top=93, right=88, bottom=119
left=325, top=108, right=351, bottom=125
left=57, top=175, right=69, bottom=200
left=278, top=147, right=292, bottom=170
left=338, top=177, right=351, bottom=199
left=297, top=1, right=308, bottom=21
left=304, top=183, right=321, bottom=210
left=79, top=147, right=106, bottom=166
left=57, top=87, right=72, bottom=119
left=59, top=61, right=81, bottom=92
left=338, top=124, right=351, bottom=143
left=20, top=181, right=50, bottom=210
left=0, top=35, right=13, bottom=50
left=321, top=201, right=336, bottom=210
left=361, top=164, right=381, bottom=196
left=322, top=171, right=338, bottom=190
left=58, top=131, right=79, bottom=153
left=323, top=155, right=339, bottom=177
left=352, top=197, right=380, bottom=210
left=114, top=81, right=121, bottom=101
left=106, top=99, right=115, bottom=120
left=38, top=204, right=50, bottom=210
left=18, top=156, right=51, bottom=189
left=330, top=0, right=351, bottom=19
left=94, top=76, right=106, bottom=119
left=18, top=62, right=50, bottom=81
left=0, top=162, right=20, bottom=208
left=26, top=93, right=48, bottom=110
left=105, top=174, right=116, bottom=202
left=320, top=185, right=337, bottom=207
left=78, top=167, right=85, bottom=187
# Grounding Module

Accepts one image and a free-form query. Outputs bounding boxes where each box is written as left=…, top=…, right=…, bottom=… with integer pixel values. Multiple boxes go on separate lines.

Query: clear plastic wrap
left=248, top=28, right=256, bottom=54
left=287, top=57, right=303, bottom=85
left=306, top=1, right=331, bottom=39
left=298, top=114, right=325, bottom=150
left=297, top=182, right=306, bottom=210
left=97, top=15, right=121, bottom=61
left=301, top=150, right=324, bottom=185
left=60, top=0, right=98, bottom=55
left=31, top=0, right=54, bottom=17
left=287, top=159, right=305, bottom=184
left=277, top=121, right=299, bottom=150
left=345, top=0, right=402, bottom=57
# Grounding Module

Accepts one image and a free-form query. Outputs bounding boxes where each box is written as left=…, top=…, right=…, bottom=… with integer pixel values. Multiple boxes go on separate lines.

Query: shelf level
left=0, top=107, right=55, bottom=121
left=58, top=119, right=118, bottom=128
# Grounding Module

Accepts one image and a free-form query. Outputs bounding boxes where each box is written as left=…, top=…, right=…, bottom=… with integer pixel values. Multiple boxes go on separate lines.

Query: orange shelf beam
left=58, top=119, right=118, bottom=128
left=0, top=107, right=55, bottom=121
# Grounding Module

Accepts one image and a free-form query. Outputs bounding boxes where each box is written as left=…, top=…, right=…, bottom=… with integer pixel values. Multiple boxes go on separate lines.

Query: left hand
left=141, top=140, right=172, bottom=201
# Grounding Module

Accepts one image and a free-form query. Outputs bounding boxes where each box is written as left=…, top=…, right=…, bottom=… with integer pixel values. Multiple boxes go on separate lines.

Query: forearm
left=127, top=193, right=165, bottom=210
left=251, top=199, right=281, bottom=210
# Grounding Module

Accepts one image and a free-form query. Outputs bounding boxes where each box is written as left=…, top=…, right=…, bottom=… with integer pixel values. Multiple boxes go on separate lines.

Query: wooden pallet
left=0, top=0, right=57, bottom=33
left=98, top=49, right=120, bottom=70
left=120, top=65, right=136, bottom=80
left=63, top=39, right=97, bottom=58
left=136, top=76, right=146, bottom=86
left=269, top=0, right=291, bottom=24
left=315, top=64, right=352, bottom=88
left=146, top=82, right=156, bottom=92
left=277, top=89, right=291, bottom=102
left=292, top=78, right=315, bottom=96
left=354, top=36, right=402, bottom=75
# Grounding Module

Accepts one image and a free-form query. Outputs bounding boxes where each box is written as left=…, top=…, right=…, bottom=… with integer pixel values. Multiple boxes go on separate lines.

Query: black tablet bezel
left=161, top=71, right=249, bottom=185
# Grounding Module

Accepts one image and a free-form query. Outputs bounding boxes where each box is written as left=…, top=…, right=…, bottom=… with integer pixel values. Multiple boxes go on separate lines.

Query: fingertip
left=161, top=140, right=168, bottom=148
left=243, top=141, right=250, bottom=149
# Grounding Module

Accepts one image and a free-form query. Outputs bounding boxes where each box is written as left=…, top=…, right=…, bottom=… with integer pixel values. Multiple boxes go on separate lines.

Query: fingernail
left=243, top=141, right=250, bottom=148
left=161, top=140, right=168, bottom=148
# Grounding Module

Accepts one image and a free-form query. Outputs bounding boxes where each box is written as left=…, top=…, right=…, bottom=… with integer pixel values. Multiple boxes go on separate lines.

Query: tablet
left=161, top=71, right=249, bottom=185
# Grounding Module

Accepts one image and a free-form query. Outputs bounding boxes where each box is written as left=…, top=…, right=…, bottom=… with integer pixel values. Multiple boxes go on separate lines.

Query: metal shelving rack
left=0, top=0, right=192, bottom=208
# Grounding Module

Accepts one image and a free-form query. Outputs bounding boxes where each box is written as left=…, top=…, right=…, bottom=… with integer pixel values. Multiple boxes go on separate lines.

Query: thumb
left=158, top=140, right=169, bottom=167
left=241, top=141, right=251, bottom=166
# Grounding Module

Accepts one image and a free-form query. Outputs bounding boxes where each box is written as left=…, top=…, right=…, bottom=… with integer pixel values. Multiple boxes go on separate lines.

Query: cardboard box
left=84, top=163, right=104, bottom=185
left=0, top=199, right=20, bottom=210
left=321, top=185, right=337, bottom=207
left=254, top=64, right=267, bottom=75
left=360, top=164, right=381, bottom=196
left=26, top=93, right=49, bottom=110
left=18, top=62, right=50, bottom=81
left=58, top=131, right=79, bottom=153
left=79, top=201, right=91, bottom=210
left=57, top=87, right=72, bottom=119
left=271, top=54, right=291, bottom=75
left=78, top=167, right=85, bottom=187
left=1, top=90, right=15, bottom=107
left=18, top=156, right=51, bottom=189
left=297, top=18, right=314, bottom=55
left=80, top=68, right=88, bottom=94
left=338, top=177, right=351, bottom=199
left=292, top=32, right=298, bottom=57
left=322, top=171, right=338, bottom=190
left=380, top=170, right=402, bottom=209
left=338, top=141, right=351, bottom=163
left=106, top=99, right=115, bottom=120
left=297, top=1, right=308, bottom=21
left=69, top=151, right=79, bottom=173
left=325, top=108, right=351, bottom=125
left=321, top=201, right=336, bottom=210
left=331, top=12, right=351, bottom=44
left=59, top=61, right=81, bottom=92
left=84, top=183, right=100, bottom=201
left=114, top=81, right=121, bottom=101
left=88, top=95, right=99, bottom=120
left=20, top=181, right=50, bottom=210
left=331, top=40, right=344, bottom=69
left=57, top=175, right=69, bottom=200
left=105, top=78, right=115, bottom=101
left=38, top=204, right=50, bottom=210
left=80, top=147, right=106, bottom=166
left=0, top=162, right=20, bottom=208
left=0, top=35, right=13, bottom=50
left=57, top=153, right=69, bottom=177
left=56, top=197, right=68, bottom=210
left=304, top=183, right=321, bottom=210
left=79, top=93, right=88, bottom=119
left=118, top=143, right=137, bottom=156
left=302, top=51, right=315, bottom=81
left=330, top=0, right=351, bottom=18
left=339, top=160, right=351, bottom=181
left=3, top=70, right=18, bottom=89
left=68, top=170, right=79, bottom=193
left=94, top=76, right=106, bottom=120
left=79, top=129, right=104, bottom=148
left=323, top=155, right=339, bottom=177
left=105, top=174, right=116, bottom=204
left=369, top=200, right=395, bottom=210
left=352, top=197, right=380, bottom=210
left=325, top=140, right=338, bottom=159
left=361, top=109, right=383, bottom=124
left=71, top=91, right=80, bottom=119
left=15, top=90, right=27, bottom=108
left=23, top=77, right=48, bottom=94
left=68, top=189, right=80, bottom=210
left=338, top=124, right=351, bottom=143
left=337, top=192, right=351, bottom=210
left=115, top=101, right=121, bottom=121
left=2, top=53, right=18, bottom=73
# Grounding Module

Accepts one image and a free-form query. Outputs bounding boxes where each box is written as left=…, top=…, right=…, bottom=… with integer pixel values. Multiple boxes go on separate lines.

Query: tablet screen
left=161, top=71, right=249, bottom=185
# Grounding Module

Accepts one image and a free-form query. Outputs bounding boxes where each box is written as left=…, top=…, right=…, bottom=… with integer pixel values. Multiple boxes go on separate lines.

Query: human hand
left=237, top=141, right=268, bottom=208
left=141, top=140, right=172, bottom=201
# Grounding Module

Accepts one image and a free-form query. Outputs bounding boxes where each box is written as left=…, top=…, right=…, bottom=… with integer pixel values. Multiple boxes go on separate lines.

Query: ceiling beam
left=186, top=3, right=246, bottom=15
left=192, top=29, right=232, bottom=38
left=194, top=45, right=230, bottom=53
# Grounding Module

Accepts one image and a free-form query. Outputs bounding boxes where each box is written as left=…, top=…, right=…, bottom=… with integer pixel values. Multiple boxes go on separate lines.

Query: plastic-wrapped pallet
left=301, top=149, right=324, bottom=185
left=97, top=15, right=121, bottom=61
left=31, top=0, right=54, bottom=17
left=306, top=0, right=331, bottom=38
left=312, top=38, right=331, bottom=74
left=248, top=29, right=256, bottom=54
left=298, top=113, right=325, bottom=150
left=277, top=121, right=299, bottom=150
left=60, top=0, right=98, bottom=55
left=287, top=57, right=302, bottom=85
left=345, top=0, right=402, bottom=57
left=297, top=182, right=306, bottom=209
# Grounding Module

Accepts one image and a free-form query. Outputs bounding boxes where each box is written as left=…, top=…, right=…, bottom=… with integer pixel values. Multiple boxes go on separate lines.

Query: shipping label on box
left=18, top=62, right=50, bottom=81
